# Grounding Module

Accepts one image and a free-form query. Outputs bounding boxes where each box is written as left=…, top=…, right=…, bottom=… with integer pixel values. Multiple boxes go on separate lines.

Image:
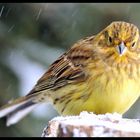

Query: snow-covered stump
left=41, top=111, right=140, bottom=137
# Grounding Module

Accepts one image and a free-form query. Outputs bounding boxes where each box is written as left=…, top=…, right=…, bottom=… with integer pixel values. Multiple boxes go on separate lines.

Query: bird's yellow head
left=96, top=21, right=140, bottom=59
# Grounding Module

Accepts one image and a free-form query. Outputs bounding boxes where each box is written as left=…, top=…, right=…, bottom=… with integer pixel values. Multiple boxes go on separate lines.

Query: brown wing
left=27, top=36, right=94, bottom=95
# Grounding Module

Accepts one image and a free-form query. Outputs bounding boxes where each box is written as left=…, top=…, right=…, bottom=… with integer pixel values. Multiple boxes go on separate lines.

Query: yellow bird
left=0, top=21, right=140, bottom=126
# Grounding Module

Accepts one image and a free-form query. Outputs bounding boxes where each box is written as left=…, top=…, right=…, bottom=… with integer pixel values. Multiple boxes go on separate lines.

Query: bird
left=1, top=21, right=140, bottom=126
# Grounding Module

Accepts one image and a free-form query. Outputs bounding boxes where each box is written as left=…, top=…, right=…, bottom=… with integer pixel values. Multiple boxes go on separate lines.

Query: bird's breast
left=86, top=61, right=140, bottom=114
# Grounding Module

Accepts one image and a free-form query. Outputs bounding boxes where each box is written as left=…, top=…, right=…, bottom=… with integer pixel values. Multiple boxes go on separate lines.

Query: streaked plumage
left=1, top=21, right=140, bottom=126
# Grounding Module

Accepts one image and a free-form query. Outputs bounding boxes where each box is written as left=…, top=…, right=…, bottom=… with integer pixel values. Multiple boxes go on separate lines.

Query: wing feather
left=27, top=36, right=94, bottom=95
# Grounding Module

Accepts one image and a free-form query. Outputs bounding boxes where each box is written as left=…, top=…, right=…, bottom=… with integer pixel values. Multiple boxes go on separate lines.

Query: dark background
left=0, top=3, right=140, bottom=137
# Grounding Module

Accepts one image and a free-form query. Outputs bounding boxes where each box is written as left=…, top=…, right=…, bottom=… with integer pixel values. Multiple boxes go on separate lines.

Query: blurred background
left=0, top=3, right=140, bottom=137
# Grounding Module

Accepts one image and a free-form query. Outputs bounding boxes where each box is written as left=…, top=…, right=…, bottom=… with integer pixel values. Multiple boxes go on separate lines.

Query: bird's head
left=95, top=21, right=140, bottom=60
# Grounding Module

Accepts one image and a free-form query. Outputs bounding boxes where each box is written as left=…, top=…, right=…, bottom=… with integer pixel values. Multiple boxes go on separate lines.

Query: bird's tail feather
left=0, top=95, right=38, bottom=126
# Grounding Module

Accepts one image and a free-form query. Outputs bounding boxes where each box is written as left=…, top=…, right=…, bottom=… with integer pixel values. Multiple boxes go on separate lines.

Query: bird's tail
left=0, top=94, right=38, bottom=126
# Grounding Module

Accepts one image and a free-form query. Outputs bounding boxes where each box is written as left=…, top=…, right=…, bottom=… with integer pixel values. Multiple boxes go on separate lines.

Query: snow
left=51, top=111, right=140, bottom=134
left=0, top=6, right=4, bottom=18
left=73, top=128, right=88, bottom=137
left=36, top=8, right=42, bottom=21
left=7, top=24, right=15, bottom=33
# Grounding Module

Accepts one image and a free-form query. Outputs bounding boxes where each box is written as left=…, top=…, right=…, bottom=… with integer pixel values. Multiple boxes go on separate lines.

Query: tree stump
left=41, top=111, right=140, bottom=137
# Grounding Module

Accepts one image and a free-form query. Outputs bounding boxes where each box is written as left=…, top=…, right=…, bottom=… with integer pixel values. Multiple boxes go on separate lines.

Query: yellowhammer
left=0, top=21, right=140, bottom=126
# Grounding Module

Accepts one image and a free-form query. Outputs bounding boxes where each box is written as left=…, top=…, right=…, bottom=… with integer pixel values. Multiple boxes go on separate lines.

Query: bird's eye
left=131, top=42, right=136, bottom=48
left=104, top=31, right=113, bottom=45
left=108, top=36, right=112, bottom=43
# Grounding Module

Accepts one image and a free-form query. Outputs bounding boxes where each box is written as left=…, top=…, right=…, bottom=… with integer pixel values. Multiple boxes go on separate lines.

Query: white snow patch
left=51, top=111, right=140, bottom=133
left=73, top=128, right=88, bottom=137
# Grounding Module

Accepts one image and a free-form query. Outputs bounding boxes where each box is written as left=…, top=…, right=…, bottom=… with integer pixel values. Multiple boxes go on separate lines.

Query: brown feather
left=27, top=36, right=95, bottom=95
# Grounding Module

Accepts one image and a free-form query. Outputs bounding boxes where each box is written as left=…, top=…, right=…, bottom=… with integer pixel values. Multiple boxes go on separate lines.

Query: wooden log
left=41, top=111, right=140, bottom=137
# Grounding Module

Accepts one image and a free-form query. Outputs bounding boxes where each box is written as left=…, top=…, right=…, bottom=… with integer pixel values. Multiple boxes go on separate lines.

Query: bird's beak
left=116, top=42, right=127, bottom=56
